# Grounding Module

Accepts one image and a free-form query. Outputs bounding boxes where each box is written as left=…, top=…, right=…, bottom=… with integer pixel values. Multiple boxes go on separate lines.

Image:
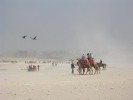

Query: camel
left=77, top=58, right=93, bottom=75
left=90, top=64, right=100, bottom=75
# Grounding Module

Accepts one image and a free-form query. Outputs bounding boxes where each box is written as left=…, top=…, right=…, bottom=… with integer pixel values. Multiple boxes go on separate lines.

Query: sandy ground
left=0, top=63, right=133, bottom=100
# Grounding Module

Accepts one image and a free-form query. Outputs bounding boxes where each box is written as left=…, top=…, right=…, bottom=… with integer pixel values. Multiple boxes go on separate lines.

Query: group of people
left=83, top=53, right=102, bottom=67
left=52, top=62, right=58, bottom=67
left=28, top=64, right=40, bottom=71
left=71, top=52, right=103, bottom=74
left=82, top=53, right=93, bottom=60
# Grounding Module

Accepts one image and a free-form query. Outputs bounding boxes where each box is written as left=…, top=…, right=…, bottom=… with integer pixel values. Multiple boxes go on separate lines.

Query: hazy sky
left=0, top=0, right=133, bottom=66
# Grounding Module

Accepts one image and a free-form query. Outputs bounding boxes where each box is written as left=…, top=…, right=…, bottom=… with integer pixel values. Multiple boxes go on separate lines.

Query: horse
left=97, top=63, right=106, bottom=70
left=77, top=58, right=93, bottom=75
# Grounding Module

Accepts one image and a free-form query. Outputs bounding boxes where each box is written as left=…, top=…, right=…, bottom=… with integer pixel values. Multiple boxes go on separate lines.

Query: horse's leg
left=102, top=65, right=104, bottom=70
left=97, top=66, right=100, bottom=74
left=98, top=64, right=101, bottom=70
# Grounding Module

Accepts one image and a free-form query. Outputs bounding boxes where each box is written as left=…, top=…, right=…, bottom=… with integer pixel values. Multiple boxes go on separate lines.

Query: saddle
left=80, top=59, right=90, bottom=66
left=89, top=59, right=97, bottom=67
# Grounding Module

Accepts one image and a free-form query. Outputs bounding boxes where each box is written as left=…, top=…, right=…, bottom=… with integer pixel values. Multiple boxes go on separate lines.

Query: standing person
left=87, top=53, right=92, bottom=60
left=37, top=65, right=40, bottom=71
left=33, top=65, right=35, bottom=70
left=55, top=63, right=57, bottom=67
left=52, top=62, right=54, bottom=67
left=100, top=59, right=102, bottom=64
left=100, top=59, right=103, bottom=66
left=90, top=53, right=93, bottom=59
left=71, top=63, right=75, bottom=74
left=82, top=54, right=85, bottom=60
left=87, top=53, right=90, bottom=60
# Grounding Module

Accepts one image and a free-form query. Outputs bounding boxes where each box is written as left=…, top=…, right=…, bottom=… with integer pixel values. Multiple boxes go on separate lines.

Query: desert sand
left=0, top=63, right=133, bottom=100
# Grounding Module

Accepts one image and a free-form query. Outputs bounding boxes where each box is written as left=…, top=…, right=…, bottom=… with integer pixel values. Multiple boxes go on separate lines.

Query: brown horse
left=77, top=59, right=93, bottom=75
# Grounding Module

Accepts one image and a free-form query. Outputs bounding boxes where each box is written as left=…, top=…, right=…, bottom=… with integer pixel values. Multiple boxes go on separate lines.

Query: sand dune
left=0, top=63, right=133, bottom=100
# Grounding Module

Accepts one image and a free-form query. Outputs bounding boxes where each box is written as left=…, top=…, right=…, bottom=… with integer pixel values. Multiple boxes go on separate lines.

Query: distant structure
left=0, top=57, right=56, bottom=64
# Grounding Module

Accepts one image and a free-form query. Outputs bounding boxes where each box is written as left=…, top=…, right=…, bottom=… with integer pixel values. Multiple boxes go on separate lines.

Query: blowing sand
left=0, top=63, right=133, bottom=100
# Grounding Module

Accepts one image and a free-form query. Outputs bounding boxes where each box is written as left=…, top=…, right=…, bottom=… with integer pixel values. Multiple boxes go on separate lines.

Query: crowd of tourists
left=28, top=64, right=40, bottom=71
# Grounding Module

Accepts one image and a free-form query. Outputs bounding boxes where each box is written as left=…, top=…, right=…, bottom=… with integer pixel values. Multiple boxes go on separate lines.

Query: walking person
left=37, top=65, right=40, bottom=71
left=71, top=63, right=75, bottom=74
left=52, top=62, right=54, bottom=67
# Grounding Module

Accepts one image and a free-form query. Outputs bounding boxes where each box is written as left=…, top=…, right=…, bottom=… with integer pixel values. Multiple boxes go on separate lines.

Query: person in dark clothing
left=71, top=63, right=75, bottom=74
left=37, top=65, right=40, bottom=71
left=100, top=59, right=102, bottom=64
left=100, top=59, right=103, bottom=66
